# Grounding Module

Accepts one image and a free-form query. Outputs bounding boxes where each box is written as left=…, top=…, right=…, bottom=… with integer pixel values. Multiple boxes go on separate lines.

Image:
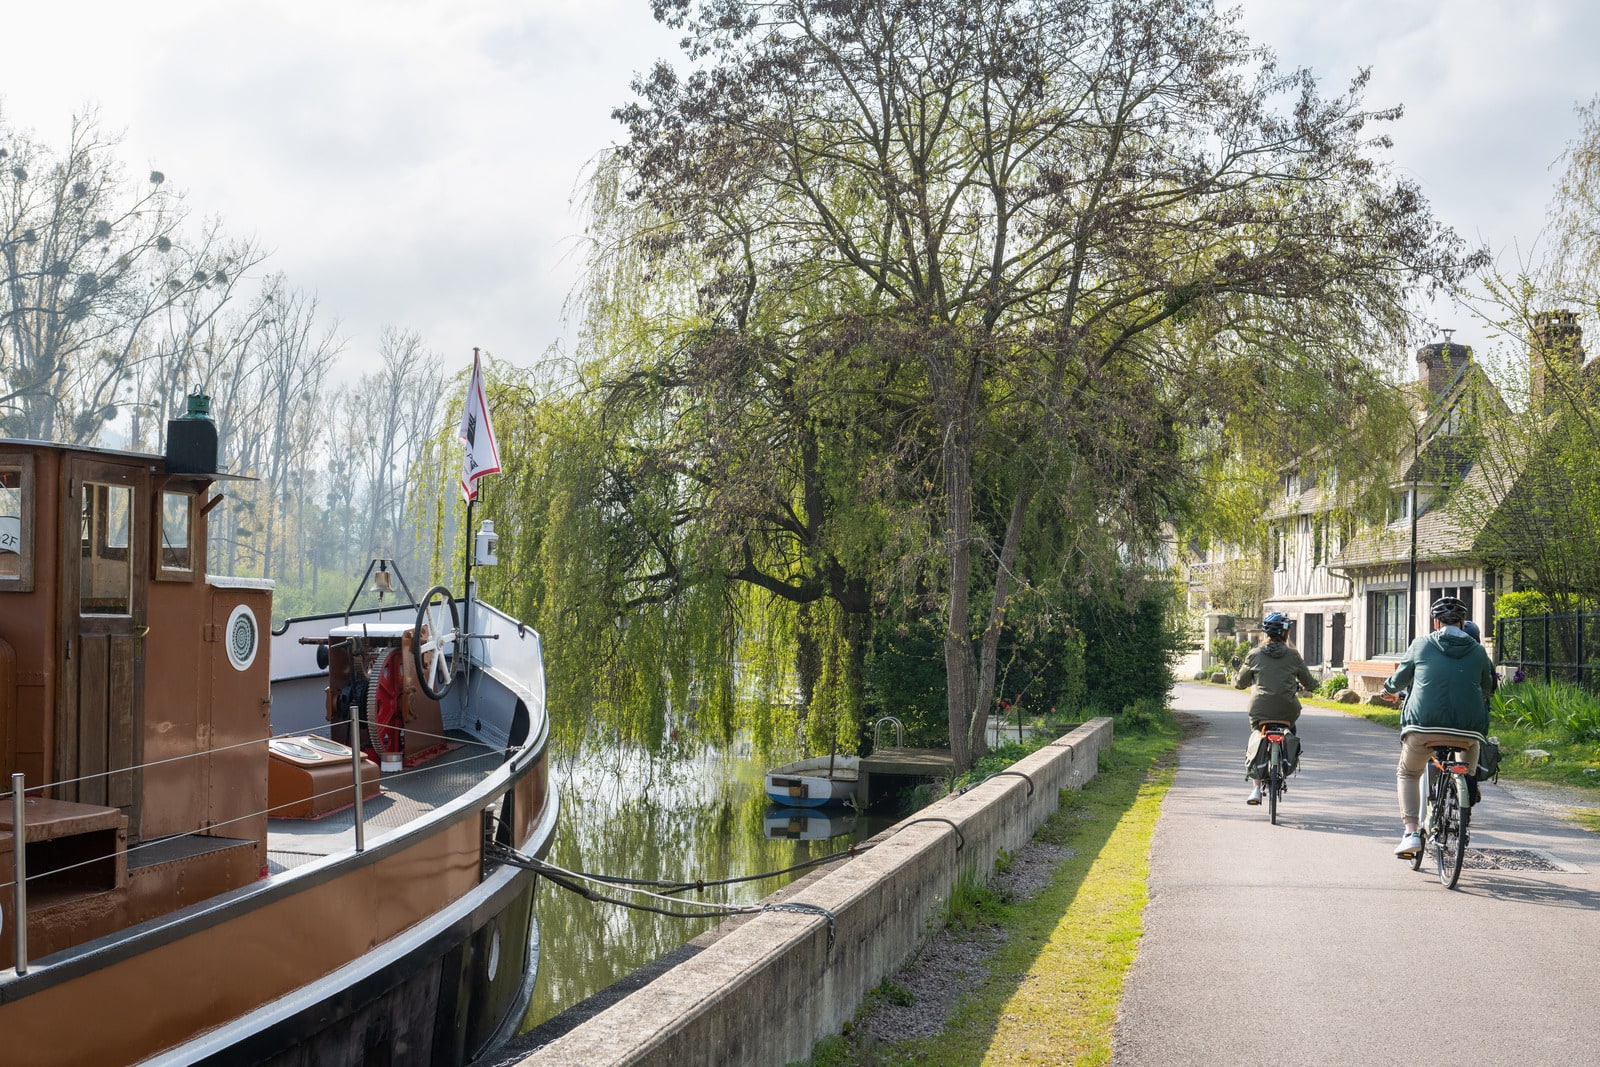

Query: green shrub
left=1116, top=696, right=1163, bottom=733
left=1494, top=590, right=1553, bottom=619
left=1209, top=635, right=1248, bottom=669
left=1315, top=674, right=1348, bottom=699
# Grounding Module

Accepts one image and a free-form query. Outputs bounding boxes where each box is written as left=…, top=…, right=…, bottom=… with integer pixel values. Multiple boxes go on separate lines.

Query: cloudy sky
left=5, top=0, right=1598, bottom=383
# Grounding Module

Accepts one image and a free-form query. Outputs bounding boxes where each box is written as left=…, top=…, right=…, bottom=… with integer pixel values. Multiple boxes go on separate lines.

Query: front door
left=57, top=458, right=145, bottom=828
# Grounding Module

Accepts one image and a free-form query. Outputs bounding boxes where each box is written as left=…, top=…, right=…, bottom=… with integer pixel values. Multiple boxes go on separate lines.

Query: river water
left=521, top=746, right=894, bottom=1030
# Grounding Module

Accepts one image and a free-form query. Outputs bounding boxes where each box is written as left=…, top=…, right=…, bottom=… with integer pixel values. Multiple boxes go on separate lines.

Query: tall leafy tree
left=599, top=0, right=1478, bottom=769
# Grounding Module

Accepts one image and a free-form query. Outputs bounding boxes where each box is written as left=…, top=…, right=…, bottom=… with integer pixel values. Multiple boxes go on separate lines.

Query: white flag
left=458, top=349, right=501, bottom=502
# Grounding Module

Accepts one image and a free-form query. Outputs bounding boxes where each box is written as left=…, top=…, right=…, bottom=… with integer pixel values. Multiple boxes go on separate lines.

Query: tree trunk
left=942, top=420, right=979, bottom=771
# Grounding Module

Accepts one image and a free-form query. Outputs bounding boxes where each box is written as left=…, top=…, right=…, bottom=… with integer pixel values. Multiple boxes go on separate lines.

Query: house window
left=1368, top=591, right=1408, bottom=657
left=1313, top=518, right=1326, bottom=566
left=1388, top=488, right=1412, bottom=525
left=1331, top=612, right=1346, bottom=668
left=1272, top=526, right=1285, bottom=570
left=1303, top=613, right=1324, bottom=665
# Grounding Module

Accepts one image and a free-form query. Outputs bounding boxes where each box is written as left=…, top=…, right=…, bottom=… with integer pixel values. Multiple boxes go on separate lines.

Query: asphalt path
left=1112, top=682, right=1600, bottom=1067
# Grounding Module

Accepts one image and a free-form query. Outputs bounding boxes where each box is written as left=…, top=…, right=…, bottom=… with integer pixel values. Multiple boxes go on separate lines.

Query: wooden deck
left=860, top=747, right=955, bottom=776
left=859, top=747, right=955, bottom=805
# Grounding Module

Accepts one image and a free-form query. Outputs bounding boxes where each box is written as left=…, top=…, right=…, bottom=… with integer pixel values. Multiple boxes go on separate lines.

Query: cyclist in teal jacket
left=1377, top=596, right=1495, bottom=858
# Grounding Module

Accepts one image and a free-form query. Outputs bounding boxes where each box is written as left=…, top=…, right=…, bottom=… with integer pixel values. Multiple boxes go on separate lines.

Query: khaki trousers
left=1397, top=732, right=1480, bottom=823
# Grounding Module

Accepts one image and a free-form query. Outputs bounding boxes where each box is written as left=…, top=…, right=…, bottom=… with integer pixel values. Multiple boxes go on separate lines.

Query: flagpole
left=457, top=345, right=499, bottom=718
left=463, top=495, right=474, bottom=665
left=462, top=349, right=479, bottom=700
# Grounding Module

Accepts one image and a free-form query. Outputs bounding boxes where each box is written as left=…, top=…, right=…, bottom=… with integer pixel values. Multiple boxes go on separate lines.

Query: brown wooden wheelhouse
left=0, top=411, right=558, bottom=1067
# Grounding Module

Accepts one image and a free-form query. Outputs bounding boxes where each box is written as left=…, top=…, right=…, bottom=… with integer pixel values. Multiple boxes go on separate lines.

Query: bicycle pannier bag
left=1280, top=731, right=1302, bottom=774
left=1474, top=737, right=1501, bottom=783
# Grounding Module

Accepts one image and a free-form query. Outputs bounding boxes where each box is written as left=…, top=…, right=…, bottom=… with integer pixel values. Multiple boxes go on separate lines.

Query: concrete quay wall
left=520, top=717, right=1114, bottom=1067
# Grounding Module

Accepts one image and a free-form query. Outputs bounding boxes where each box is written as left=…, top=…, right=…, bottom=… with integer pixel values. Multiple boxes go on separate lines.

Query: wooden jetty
left=859, top=747, right=956, bottom=806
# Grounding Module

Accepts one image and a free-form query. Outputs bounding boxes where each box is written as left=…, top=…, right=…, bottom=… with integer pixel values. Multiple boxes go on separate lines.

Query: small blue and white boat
left=763, top=754, right=862, bottom=808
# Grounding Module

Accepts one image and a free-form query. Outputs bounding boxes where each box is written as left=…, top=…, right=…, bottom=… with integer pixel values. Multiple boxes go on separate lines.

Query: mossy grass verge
left=798, top=712, right=1183, bottom=1067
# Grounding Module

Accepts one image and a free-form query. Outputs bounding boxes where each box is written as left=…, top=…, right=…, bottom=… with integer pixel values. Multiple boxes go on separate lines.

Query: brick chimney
left=1416, top=335, right=1471, bottom=395
left=1531, top=309, right=1585, bottom=413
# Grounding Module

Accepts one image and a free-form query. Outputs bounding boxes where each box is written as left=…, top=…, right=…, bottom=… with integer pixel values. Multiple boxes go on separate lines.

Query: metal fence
left=1495, top=611, right=1600, bottom=688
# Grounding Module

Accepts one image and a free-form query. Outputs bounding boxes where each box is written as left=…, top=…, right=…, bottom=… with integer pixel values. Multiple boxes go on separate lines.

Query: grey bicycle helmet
left=1262, top=612, right=1291, bottom=638
left=1430, top=596, right=1468, bottom=625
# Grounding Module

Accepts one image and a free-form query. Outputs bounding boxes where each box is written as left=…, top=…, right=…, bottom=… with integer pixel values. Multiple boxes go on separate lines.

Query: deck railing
left=2, top=721, right=505, bottom=978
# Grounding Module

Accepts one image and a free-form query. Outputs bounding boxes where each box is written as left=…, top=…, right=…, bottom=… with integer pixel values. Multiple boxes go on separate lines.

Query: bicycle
left=1410, top=746, right=1473, bottom=888
left=1254, top=720, right=1297, bottom=825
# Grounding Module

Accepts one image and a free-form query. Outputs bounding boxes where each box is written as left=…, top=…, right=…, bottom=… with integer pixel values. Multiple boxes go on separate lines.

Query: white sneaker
left=1394, top=832, right=1422, bottom=857
left=1246, top=782, right=1262, bottom=805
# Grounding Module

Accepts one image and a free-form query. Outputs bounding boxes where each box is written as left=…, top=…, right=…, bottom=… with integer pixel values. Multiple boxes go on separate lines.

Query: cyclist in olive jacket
left=1377, top=596, right=1495, bottom=858
left=1234, top=612, right=1316, bottom=805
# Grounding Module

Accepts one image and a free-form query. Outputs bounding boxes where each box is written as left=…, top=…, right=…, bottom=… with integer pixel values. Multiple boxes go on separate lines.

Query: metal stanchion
left=11, top=773, right=28, bottom=975
left=349, top=706, right=366, bottom=853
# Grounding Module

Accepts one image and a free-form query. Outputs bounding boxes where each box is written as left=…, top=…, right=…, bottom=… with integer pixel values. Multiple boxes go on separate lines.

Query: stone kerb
left=521, top=717, right=1114, bottom=1067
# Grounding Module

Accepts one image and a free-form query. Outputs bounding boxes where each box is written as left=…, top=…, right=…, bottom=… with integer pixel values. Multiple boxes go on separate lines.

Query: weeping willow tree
left=414, top=354, right=865, bottom=757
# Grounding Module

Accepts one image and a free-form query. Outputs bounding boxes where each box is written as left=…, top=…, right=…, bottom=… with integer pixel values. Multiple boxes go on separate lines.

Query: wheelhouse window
left=0, top=455, right=33, bottom=590
left=158, top=489, right=195, bottom=578
left=1368, top=590, right=1408, bottom=658
left=82, top=482, right=133, bottom=615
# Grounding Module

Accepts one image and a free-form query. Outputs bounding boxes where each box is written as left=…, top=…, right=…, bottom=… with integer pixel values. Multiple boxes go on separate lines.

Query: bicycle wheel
left=1437, top=779, right=1466, bottom=888
left=1267, top=742, right=1280, bottom=825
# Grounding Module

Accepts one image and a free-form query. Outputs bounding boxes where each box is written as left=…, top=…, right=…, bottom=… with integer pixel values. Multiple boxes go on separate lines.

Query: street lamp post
left=1408, top=419, right=1420, bottom=644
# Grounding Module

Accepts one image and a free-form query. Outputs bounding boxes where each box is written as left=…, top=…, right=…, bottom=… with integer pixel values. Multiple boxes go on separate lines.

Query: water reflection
left=764, top=807, right=859, bottom=840
left=523, top=747, right=892, bottom=1030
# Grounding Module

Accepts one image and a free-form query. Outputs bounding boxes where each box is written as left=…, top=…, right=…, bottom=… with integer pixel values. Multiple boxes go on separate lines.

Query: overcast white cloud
left=4, top=1, right=1597, bottom=382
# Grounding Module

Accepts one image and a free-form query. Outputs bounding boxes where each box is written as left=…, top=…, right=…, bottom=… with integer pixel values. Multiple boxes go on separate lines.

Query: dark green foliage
left=862, top=617, right=950, bottom=747
left=1077, top=590, right=1187, bottom=713
left=865, top=582, right=1175, bottom=748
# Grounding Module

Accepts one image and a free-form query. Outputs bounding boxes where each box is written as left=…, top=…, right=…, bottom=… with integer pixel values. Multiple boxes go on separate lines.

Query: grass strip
left=805, top=715, right=1182, bottom=1067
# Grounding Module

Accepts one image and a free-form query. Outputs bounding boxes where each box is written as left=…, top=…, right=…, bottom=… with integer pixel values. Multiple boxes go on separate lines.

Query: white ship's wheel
left=414, top=585, right=460, bottom=701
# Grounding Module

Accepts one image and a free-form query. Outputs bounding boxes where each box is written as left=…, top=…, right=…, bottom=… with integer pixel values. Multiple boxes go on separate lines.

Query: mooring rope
left=558, top=843, right=870, bottom=895
left=487, top=845, right=844, bottom=949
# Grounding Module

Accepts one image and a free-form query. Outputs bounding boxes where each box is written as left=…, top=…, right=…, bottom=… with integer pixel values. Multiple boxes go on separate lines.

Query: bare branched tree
left=0, top=109, right=241, bottom=442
